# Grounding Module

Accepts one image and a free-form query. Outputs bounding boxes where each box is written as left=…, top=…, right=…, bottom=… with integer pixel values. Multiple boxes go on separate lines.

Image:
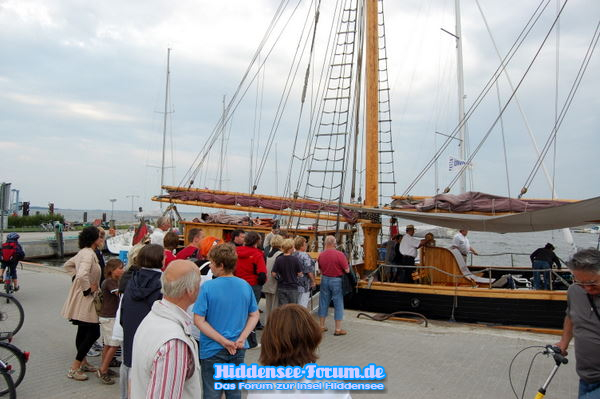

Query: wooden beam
left=152, top=196, right=371, bottom=223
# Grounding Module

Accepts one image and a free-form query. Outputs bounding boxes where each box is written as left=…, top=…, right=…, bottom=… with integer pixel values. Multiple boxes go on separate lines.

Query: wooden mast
left=362, top=0, right=381, bottom=271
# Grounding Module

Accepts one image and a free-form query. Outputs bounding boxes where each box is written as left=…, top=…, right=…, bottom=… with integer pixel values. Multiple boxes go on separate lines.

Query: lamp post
left=125, top=195, right=139, bottom=220
left=109, top=199, right=117, bottom=223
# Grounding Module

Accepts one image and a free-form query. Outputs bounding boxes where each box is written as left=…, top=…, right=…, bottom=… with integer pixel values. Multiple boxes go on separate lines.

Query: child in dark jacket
left=120, top=244, right=163, bottom=372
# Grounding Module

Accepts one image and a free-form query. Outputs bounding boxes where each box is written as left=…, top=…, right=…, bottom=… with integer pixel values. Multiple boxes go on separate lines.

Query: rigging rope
left=475, top=0, right=560, bottom=198
left=444, top=0, right=572, bottom=193
left=179, top=0, right=295, bottom=188
left=252, top=0, right=317, bottom=192
left=283, top=0, right=322, bottom=204
left=519, top=20, right=600, bottom=197
left=402, top=0, right=554, bottom=196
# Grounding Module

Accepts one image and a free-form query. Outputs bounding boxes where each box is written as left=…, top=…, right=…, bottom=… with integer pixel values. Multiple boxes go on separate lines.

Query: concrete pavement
left=11, top=262, right=579, bottom=398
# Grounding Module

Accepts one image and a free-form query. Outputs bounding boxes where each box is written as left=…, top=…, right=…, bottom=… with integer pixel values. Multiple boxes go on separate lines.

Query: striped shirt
left=147, top=338, right=194, bottom=399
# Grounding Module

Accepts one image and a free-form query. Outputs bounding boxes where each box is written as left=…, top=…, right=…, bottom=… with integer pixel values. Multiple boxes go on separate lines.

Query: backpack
left=93, top=290, right=104, bottom=313
left=1, top=242, right=17, bottom=264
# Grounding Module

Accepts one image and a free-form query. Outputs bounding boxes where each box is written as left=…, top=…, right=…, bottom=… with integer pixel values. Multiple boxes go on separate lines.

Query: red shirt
left=175, top=245, right=198, bottom=260
left=163, top=250, right=176, bottom=271
left=318, top=249, right=349, bottom=277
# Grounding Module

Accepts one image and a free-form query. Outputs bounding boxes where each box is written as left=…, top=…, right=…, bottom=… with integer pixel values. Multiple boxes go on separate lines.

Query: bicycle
left=0, top=294, right=24, bottom=337
left=532, top=346, right=568, bottom=399
left=509, top=344, right=568, bottom=399
left=0, top=358, right=16, bottom=399
left=0, top=340, right=29, bottom=393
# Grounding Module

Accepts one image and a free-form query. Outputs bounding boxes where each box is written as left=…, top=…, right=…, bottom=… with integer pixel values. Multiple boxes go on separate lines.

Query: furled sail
left=375, top=194, right=600, bottom=233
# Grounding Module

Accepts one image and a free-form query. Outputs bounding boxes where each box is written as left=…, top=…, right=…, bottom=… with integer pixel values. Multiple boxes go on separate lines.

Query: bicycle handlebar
left=545, top=345, right=568, bottom=365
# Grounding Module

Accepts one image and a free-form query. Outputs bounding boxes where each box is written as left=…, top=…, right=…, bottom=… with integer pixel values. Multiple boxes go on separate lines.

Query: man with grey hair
left=150, top=216, right=172, bottom=246
left=318, top=235, right=350, bottom=336
left=556, top=248, right=600, bottom=398
left=130, top=260, right=202, bottom=398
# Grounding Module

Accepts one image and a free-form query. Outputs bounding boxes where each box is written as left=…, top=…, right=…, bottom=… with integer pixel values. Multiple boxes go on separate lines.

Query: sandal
left=333, top=329, right=347, bottom=336
left=79, top=363, right=97, bottom=372
left=106, top=369, right=119, bottom=377
left=67, top=368, right=88, bottom=381
left=96, top=370, right=115, bottom=385
left=320, top=327, right=328, bottom=332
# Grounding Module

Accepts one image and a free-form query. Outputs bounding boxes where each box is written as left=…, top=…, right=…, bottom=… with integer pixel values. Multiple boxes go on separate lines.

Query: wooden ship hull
left=346, top=284, right=566, bottom=329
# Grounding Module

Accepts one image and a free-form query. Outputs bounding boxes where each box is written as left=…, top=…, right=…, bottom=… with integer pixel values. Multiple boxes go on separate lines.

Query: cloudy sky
left=0, top=0, right=598, bottom=213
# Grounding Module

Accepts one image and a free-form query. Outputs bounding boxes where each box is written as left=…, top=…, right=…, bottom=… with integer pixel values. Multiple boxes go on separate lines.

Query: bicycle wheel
left=0, top=294, right=24, bottom=336
left=0, top=367, right=16, bottom=399
left=0, top=343, right=25, bottom=388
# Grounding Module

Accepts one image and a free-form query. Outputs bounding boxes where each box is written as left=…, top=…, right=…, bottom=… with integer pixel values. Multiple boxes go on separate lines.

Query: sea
left=35, top=207, right=600, bottom=268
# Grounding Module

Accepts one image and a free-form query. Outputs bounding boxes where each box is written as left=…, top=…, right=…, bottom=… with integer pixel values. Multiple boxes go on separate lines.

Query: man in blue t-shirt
left=193, top=243, right=259, bottom=399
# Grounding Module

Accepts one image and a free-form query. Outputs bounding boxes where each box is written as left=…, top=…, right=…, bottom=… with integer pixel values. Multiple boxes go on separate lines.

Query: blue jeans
left=318, top=276, right=344, bottom=320
left=579, top=380, right=600, bottom=398
left=532, top=260, right=551, bottom=290
left=201, top=348, right=246, bottom=399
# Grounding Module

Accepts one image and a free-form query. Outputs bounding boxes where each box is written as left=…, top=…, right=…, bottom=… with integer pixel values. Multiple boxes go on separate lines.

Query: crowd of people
left=0, top=214, right=594, bottom=398
left=59, top=223, right=351, bottom=399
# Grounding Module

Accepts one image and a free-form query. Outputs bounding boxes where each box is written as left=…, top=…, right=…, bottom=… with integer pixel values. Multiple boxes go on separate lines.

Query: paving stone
left=13, top=263, right=578, bottom=398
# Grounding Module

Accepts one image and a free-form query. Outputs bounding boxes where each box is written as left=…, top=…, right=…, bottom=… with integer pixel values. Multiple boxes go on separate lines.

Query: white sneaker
left=86, top=348, right=101, bottom=357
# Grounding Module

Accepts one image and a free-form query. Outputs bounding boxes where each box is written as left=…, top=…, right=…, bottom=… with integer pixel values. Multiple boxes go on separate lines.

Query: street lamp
left=109, top=199, right=117, bottom=222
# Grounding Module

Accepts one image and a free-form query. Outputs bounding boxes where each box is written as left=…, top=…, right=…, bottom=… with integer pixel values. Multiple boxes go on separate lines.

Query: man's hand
left=90, top=282, right=99, bottom=293
left=221, top=338, right=238, bottom=355
left=554, top=340, right=569, bottom=356
left=235, top=337, right=246, bottom=350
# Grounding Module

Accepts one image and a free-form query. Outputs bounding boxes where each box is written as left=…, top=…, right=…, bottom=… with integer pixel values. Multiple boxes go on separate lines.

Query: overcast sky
left=0, top=0, right=598, bottom=213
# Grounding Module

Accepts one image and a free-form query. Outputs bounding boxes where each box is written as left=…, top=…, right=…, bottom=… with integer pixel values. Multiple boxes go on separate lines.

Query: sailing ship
left=152, top=0, right=600, bottom=329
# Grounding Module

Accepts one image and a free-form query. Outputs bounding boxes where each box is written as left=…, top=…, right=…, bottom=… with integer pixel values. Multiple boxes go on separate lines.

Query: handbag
left=93, top=290, right=103, bottom=313
left=247, top=330, right=258, bottom=349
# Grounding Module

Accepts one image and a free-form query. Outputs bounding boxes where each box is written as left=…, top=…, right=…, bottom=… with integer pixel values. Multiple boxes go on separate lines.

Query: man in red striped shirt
left=130, top=260, right=202, bottom=398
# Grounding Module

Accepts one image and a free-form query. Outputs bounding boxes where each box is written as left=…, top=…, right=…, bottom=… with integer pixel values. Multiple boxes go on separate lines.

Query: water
left=438, top=230, right=599, bottom=267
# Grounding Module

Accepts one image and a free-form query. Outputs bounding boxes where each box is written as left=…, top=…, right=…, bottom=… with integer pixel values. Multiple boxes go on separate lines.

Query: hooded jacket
left=234, top=245, right=267, bottom=286
left=120, top=268, right=163, bottom=367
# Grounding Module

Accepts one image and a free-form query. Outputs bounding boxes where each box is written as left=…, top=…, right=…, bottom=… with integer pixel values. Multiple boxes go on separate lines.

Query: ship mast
left=159, top=48, right=171, bottom=209
left=455, top=0, right=467, bottom=193
left=362, top=0, right=381, bottom=271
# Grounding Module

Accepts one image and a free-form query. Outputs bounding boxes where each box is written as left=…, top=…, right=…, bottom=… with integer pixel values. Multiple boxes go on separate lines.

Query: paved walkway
left=11, top=263, right=579, bottom=398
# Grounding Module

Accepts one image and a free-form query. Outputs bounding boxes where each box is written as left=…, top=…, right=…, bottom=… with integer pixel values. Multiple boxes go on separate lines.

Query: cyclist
left=1, top=233, right=25, bottom=291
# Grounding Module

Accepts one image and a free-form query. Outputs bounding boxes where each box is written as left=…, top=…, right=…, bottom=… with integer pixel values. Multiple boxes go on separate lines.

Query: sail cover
left=374, top=195, right=600, bottom=233
left=391, top=192, right=569, bottom=213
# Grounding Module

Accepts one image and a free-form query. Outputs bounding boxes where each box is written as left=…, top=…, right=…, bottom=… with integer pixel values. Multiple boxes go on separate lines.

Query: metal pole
left=109, top=199, right=117, bottom=221
left=160, top=48, right=171, bottom=210
left=455, top=0, right=467, bottom=193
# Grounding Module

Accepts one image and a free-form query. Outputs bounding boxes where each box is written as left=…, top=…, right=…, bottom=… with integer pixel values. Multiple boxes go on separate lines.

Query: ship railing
left=371, top=263, right=570, bottom=290
left=471, top=252, right=533, bottom=267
